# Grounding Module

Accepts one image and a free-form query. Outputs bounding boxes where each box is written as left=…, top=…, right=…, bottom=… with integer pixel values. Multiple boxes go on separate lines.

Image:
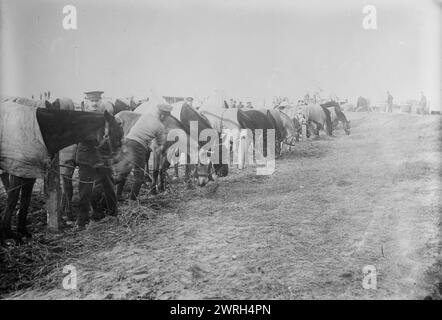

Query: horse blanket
left=0, top=101, right=49, bottom=178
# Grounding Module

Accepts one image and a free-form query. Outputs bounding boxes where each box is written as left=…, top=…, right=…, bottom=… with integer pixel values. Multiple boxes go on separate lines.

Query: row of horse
left=0, top=96, right=350, bottom=239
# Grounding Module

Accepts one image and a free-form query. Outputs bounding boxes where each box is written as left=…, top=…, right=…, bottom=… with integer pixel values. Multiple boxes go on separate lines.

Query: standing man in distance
left=75, top=91, right=117, bottom=228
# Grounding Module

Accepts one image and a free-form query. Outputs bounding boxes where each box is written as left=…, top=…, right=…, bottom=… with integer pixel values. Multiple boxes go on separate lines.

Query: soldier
left=115, top=104, right=171, bottom=200
left=75, top=91, right=116, bottom=228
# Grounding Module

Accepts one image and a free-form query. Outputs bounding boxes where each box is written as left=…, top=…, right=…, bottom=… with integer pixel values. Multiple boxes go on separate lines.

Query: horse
left=238, top=109, right=277, bottom=157
left=296, top=104, right=333, bottom=137
left=275, top=110, right=300, bottom=148
left=171, top=102, right=229, bottom=181
left=199, top=106, right=252, bottom=169
left=114, top=110, right=213, bottom=199
left=49, top=98, right=78, bottom=221
left=277, top=106, right=306, bottom=137
left=264, top=109, right=299, bottom=153
left=320, top=101, right=351, bottom=135
left=0, top=100, right=123, bottom=239
left=114, top=98, right=142, bottom=114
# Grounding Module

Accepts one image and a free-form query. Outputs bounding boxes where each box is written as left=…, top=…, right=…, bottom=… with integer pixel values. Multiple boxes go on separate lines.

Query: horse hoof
left=75, top=218, right=89, bottom=230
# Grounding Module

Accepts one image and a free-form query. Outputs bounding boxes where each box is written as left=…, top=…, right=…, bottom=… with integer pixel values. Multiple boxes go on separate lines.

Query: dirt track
left=4, top=112, right=442, bottom=299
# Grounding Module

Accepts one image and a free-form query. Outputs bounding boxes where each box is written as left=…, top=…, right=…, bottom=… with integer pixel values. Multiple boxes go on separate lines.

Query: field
left=1, top=112, right=441, bottom=299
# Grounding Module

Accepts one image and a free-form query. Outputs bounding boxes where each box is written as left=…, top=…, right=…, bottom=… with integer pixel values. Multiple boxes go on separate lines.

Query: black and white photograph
left=0, top=0, right=441, bottom=304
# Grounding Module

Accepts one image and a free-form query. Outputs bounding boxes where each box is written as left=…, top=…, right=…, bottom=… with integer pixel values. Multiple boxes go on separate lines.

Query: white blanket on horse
left=0, top=102, right=49, bottom=178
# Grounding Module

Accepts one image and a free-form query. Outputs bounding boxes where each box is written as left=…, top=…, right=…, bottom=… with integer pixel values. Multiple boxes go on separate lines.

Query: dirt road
left=4, top=112, right=442, bottom=299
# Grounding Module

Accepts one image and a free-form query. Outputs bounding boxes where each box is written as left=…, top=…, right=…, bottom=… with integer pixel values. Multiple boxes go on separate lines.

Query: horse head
left=97, top=110, right=124, bottom=159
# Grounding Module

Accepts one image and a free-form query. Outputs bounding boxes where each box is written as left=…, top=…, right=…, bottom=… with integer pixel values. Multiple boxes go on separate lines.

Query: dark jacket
left=76, top=100, right=114, bottom=167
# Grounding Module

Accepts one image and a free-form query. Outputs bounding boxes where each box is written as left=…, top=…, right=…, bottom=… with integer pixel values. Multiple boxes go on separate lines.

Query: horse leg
left=157, top=156, right=168, bottom=193
left=208, top=163, right=214, bottom=181
left=151, top=169, right=159, bottom=195
left=184, top=154, right=192, bottom=183
left=1, top=173, right=9, bottom=191
left=61, top=177, right=74, bottom=220
left=151, top=150, right=160, bottom=195
left=61, top=164, right=75, bottom=221
left=1, top=175, right=22, bottom=238
left=174, top=163, right=179, bottom=179
left=116, top=174, right=128, bottom=201
left=17, top=178, right=36, bottom=238
left=144, top=149, right=152, bottom=183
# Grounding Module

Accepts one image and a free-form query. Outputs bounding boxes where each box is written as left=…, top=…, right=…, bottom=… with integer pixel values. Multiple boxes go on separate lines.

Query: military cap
left=84, top=91, right=104, bottom=101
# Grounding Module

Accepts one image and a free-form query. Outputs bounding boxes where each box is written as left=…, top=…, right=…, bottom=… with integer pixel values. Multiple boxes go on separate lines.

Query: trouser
left=1, top=176, right=35, bottom=235
left=60, top=159, right=76, bottom=220
left=115, top=139, right=148, bottom=200
left=77, top=164, right=117, bottom=226
left=59, top=144, right=78, bottom=220
left=387, top=103, right=393, bottom=113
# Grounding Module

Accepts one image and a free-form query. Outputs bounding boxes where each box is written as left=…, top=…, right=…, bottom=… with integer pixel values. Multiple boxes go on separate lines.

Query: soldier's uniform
left=76, top=91, right=117, bottom=227
left=115, top=104, right=170, bottom=200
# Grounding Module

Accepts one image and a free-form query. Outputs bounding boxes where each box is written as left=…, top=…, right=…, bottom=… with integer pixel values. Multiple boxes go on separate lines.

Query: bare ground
left=2, top=112, right=441, bottom=299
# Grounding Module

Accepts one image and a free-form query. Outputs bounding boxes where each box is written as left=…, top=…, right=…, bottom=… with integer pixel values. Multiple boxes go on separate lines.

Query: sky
left=1, top=0, right=441, bottom=109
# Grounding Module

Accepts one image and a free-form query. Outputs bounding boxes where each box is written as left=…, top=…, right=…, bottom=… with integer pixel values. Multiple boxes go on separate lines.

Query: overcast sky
left=1, top=0, right=441, bottom=108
